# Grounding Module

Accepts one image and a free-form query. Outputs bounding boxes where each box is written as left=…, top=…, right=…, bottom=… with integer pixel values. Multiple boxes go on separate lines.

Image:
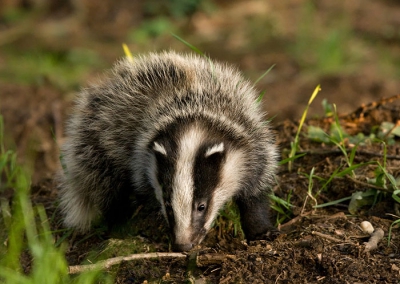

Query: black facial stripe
left=150, top=129, right=181, bottom=232
left=193, top=143, right=225, bottom=200
left=152, top=139, right=176, bottom=197
left=191, top=143, right=225, bottom=230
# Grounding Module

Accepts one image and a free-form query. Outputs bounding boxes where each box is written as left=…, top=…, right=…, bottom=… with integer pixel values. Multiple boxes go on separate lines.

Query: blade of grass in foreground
left=122, top=43, right=134, bottom=62
left=172, top=33, right=205, bottom=56
left=288, top=85, right=321, bottom=172
left=0, top=114, right=112, bottom=283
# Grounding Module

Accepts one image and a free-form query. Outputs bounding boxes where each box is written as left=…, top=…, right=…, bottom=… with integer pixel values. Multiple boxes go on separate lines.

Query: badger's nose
left=174, top=243, right=193, bottom=252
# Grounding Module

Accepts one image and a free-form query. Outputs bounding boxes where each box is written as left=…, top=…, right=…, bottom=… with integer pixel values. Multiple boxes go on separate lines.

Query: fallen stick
left=364, top=228, right=384, bottom=252
left=196, top=253, right=237, bottom=267
left=68, top=252, right=187, bottom=274
left=311, top=231, right=343, bottom=243
left=279, top=211, right=312, bottom=230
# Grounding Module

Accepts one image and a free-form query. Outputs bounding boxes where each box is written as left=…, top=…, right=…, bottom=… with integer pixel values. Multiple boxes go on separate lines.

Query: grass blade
left=256, top=90, right=267, bottom=103
left=279, top=153, right=306, bottom=165
left=122, top=43, right=133, bottom=62
left=254, top=64, right=275, bottom=85
left=314, top=196, right=352, bottom=208
left=171, top=34, right=205, bottom=56
left=288, top=85, right=321, bottom=171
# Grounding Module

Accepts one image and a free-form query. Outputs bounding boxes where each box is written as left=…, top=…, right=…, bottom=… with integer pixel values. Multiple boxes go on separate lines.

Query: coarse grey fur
left=59, top=51, right=278, bottom=251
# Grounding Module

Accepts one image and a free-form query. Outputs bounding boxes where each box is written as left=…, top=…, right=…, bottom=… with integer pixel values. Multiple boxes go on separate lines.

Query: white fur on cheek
left=204, top=149, right=245, bottom=230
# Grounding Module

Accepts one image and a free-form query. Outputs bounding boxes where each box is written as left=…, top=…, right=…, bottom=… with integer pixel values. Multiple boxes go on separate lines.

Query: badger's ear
left=153, top=141, right=167, bottom=156
left=205, top=142, right=224, bottom=158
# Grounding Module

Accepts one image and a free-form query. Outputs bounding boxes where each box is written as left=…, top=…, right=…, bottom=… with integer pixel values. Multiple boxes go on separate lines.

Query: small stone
left=360, top=221, right=374, bottom=234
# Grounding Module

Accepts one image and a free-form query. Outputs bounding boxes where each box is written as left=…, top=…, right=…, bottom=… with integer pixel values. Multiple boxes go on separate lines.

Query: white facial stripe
left=172, top=126, right=205, bottom=244
left=153, top=141, right=167, bottom=156
left=204, top=149, right=245, bottom=230
left=205, top=142, right=224, bottom=157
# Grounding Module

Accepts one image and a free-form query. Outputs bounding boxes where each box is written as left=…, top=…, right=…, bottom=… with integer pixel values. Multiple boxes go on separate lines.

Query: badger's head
left=142, top=122, right=246, bottom=251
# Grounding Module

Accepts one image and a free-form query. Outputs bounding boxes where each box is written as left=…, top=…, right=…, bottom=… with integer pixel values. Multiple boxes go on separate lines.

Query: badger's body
left=59, top=51, right=278, bottom=251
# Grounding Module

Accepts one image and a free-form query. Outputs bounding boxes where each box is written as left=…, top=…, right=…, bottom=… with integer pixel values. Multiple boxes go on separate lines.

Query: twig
left=364, top=228, right=384, bottom=252
left=68, top=252, right=187, bottom=274
left=196, top=253, right=237, bottom=267
left=323, top=212, right=347, bottom=221
left=312, top=231, right=343, bottom=243
left=346, top=176, right=393, bottom=193
left=306, top=192, right=317, bottom=214
left=279, top=211, right=313, bottom=230
left=220, top=275, right=232, bottom=284
left=300, top=195, right=309, bottom=216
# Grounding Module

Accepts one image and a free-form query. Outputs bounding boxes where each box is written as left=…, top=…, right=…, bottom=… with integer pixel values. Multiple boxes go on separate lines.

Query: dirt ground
left=1, top=0, right=400, bottom=283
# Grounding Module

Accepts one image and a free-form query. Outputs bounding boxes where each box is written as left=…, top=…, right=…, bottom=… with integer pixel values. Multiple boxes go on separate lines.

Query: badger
left=59, top=51, right=278, bottom=251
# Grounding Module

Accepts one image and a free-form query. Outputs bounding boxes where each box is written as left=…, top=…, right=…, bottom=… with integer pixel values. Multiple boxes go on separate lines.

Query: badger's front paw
left=251, top=228, right=280, bottom=241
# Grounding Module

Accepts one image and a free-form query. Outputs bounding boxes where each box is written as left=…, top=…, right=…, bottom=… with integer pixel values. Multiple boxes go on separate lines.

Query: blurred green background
left=0, top=0, right=399, bottom=121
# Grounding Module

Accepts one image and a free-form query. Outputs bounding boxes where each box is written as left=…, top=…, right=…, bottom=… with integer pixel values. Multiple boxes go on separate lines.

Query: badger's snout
left=172, top=226, right=207, bottom=251
left=173, top=243, right=193, bottom=252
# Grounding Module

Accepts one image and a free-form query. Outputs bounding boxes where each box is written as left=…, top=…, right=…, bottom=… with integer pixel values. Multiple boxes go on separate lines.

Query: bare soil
left=1, top=0, right=400, bottom=283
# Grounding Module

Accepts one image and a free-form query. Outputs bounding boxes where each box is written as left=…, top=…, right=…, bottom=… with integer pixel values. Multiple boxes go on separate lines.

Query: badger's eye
left=197, top=204, right=206, bottom=212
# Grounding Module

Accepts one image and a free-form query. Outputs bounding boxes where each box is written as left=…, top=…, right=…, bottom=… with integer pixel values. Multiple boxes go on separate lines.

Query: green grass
left=214, top=201, right=244, bottom=239
left=288, top=85, right=321, bottom=172
left=305, top=131, right=398, bottom=235
left=269, top=191, right=293, bottom=224
left=0, top=115, right=112, bottom=283
left=272, top=92, right=400, bottom=240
